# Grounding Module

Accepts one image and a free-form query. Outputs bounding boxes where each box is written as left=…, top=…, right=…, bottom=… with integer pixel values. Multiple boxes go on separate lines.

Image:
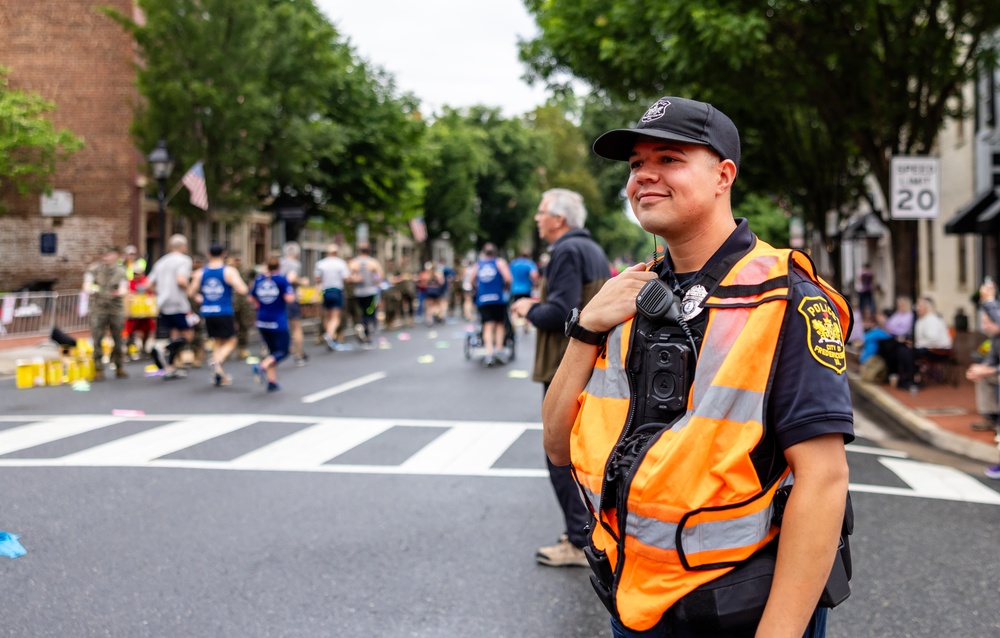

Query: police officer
left=85, top=246, right=129, bottom=381
left=542, top=97, right=854, bottom=637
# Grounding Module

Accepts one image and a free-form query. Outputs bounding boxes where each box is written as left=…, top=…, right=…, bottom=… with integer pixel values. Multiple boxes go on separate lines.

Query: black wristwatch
left=565, top=307, right=608, bottom=346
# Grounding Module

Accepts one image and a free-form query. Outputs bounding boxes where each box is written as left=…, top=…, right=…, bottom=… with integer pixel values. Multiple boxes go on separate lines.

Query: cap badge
left=641, top=98, right=672, bottom=123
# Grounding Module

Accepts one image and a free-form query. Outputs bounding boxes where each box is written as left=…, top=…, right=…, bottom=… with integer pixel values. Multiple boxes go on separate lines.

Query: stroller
left=464, top=305, right=516, bottom=366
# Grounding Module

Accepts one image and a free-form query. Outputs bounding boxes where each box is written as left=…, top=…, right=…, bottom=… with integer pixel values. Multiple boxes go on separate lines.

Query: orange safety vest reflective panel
left=570, top=238, right=852, bottom=631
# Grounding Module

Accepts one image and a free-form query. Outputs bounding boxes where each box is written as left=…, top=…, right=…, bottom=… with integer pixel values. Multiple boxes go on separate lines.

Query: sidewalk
left=0, top=331, right=88, bottom=377
left=849, top=370, right=999, bottom=464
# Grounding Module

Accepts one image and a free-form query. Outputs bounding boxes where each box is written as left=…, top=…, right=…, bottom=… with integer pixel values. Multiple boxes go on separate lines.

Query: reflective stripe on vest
left=569, top=239, right=851, bottom=631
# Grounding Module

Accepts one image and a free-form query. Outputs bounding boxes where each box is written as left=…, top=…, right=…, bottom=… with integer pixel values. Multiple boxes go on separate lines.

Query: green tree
left=107, top=0, right=423, bottom=233
left=469, top=106, right=548, bottom=252
left=530, top=98, right=648, bottom=260
left=522, top=0, right=1000, bottom=295
left=420, top=109, right=490, bottom=257
left=0, top=67, right=84, bottom=210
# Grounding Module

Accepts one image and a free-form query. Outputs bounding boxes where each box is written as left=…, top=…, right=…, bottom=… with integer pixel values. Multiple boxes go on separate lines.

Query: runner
left=249, top=257, right=296, bottom=392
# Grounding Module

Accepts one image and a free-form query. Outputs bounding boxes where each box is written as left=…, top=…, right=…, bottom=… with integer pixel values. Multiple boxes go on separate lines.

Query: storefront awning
left=976, top=198, right=1000, bottom=234
left=840, top=213, right=885, bottom=239
left=945, top=187, right=1000, bottom=234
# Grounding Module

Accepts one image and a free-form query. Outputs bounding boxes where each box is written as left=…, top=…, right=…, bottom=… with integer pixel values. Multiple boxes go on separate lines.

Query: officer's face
left=625, top=140, right=727, bottom=236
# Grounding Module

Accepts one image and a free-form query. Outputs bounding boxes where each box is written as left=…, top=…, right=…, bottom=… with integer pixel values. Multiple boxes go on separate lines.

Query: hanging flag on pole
left=181, top=161, right=209, bottom=210
left=409, top=217, right=427, bottom=243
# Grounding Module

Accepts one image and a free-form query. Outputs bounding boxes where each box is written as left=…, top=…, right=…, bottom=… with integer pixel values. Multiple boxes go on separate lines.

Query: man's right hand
left=578, top=263, right=658, bottom=332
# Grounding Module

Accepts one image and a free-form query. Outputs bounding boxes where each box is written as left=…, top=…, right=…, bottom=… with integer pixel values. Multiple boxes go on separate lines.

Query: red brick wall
left=0, top=0, right=141, bottom=292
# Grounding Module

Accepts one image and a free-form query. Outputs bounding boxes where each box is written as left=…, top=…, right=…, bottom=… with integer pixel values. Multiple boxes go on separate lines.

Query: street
left=0, top=321, right=999, bottom=637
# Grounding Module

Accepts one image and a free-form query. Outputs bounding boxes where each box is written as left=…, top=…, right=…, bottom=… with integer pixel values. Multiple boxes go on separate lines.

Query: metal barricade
left=0, top=291, right=90, bottom=340
left=52, top=292, right=90, bottom=333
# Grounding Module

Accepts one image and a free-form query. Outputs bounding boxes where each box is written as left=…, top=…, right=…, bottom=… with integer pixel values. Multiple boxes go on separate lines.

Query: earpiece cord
left=664, top=268, right=699, bottom=363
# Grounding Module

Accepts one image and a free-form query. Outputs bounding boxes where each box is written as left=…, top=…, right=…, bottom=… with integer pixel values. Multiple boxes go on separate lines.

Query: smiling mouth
left=638, top=192, right=669, bottom=201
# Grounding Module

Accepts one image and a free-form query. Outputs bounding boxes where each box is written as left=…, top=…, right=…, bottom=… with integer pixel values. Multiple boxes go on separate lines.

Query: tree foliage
left=0, top=67, right=84, bottom=209
left=522, top=0, right=1000, bottom=293
left=107, top=0, right=423, bottom=231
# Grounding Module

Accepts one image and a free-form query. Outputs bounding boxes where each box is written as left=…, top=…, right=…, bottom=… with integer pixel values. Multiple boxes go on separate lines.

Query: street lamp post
left=146, top=140, right=174, bottom=260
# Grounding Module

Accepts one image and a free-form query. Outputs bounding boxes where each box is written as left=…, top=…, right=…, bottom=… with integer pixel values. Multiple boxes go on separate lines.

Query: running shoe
left=985, top=464, right=1000, bottom=480
left=251, top=363, right=263, bottom=384
left=163, top=369, right=186, bottom=380
left=150, top=345, right=165, bottom=370
left=295, top=356, right=308, bottom=367
left=323, top=334, right=336, bottom=351
left=355, top=323, right=367, bottom=341
left=266, top=381, right=280, bottom=392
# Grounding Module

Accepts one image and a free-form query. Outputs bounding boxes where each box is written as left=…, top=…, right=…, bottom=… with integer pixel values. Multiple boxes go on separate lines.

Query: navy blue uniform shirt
left=666, top=219, right=855, bottom=450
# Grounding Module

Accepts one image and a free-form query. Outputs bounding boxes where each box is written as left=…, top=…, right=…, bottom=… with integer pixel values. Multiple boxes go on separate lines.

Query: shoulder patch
left=797, top=296, right=846, bottom=374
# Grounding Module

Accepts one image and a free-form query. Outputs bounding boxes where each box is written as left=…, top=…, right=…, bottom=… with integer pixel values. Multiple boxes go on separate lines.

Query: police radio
left=634, top=278, right=700, bottom=421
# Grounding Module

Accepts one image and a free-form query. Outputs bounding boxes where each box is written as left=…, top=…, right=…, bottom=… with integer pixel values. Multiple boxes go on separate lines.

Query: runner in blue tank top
left=471, top=243, right=512, bottom=366
left=188, top=244, right=248, bottom=386
left=249, top=257, right=296, bottom=391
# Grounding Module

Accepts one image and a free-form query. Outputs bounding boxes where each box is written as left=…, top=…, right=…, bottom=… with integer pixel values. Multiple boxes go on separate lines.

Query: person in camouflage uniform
left=228, top=252, right=258, bottom=358
left=85, top=246, right=129, bottom=381
left=186, top=254, right=207, bottom=368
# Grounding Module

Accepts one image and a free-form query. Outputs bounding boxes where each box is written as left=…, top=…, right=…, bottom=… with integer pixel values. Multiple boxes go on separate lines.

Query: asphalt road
left=0, top=319, right=998, bottom=637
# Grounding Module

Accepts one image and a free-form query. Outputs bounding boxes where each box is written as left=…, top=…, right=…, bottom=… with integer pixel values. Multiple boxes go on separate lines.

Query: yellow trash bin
left=45, top=359, right=64, bottom=386
left=15, top=359, right=34, bottom=389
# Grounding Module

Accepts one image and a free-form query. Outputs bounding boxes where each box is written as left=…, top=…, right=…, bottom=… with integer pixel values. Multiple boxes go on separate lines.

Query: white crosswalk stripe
left=61, top=415, right=259, bottom=465
left=229, top=419, right=395, bottom=470
left=0, top=416, right=123, bottom=455
left=0, top=415, right=996, bottom=504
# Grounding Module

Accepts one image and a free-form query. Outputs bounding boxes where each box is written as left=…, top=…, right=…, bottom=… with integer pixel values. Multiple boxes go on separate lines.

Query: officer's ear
left=715, top=158, right=737, bottom=196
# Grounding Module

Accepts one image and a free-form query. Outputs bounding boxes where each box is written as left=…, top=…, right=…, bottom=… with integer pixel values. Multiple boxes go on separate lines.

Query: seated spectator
left=860, top=310, right=893, bottom=364
left=884, top=296, right=914, bottom=337
left=966, top=309, right=1000, bottom=433
left=898, top=296, right=953, bottom=387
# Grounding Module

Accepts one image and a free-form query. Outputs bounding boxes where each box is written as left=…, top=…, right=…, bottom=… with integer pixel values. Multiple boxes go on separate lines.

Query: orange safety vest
left=570, top=238, right=852, bottom=631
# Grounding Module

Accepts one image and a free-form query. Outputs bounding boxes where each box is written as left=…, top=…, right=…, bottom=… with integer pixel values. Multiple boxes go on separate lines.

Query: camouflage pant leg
left=91, top=306, right=125, bottom=370
left=233, top=294, right=255, bottom=349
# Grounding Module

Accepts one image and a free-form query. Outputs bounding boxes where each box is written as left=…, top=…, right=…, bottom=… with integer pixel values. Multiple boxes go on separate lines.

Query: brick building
left=0, top=0, right=142, bottom=292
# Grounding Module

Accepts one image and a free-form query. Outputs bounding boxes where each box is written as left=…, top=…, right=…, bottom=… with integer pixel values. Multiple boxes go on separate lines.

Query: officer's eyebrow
left=629, top=144, right=690, bottom=159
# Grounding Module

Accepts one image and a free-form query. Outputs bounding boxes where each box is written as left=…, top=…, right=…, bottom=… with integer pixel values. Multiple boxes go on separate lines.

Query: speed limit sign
left=890, top=156, right=940, bottom=219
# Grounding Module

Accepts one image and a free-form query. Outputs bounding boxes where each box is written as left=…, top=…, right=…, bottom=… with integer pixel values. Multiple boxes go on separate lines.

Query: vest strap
left=710, top=276, right=788, bottom=299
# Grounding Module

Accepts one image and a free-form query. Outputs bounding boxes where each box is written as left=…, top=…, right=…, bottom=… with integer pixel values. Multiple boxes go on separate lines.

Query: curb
left=849, top=372, right=998, bottom=464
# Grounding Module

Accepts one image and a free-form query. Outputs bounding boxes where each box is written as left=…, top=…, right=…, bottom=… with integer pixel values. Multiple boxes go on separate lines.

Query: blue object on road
left=0, top=531, right=26, bottom=558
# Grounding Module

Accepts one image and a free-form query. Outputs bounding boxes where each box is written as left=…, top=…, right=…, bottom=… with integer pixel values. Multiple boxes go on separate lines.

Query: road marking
left=60, top=415, right=259, bottom=465
left=300, top=372, right=387, bottom=404
left=229, top=419, right=395, bottom=469
left=0, top=416, right=123, bottom=455
left=846, top=444, right=909, bottom=458
left=400, top=423, right=528, bottom=474
left=0, top=415, right=996, bottom=505
left=874, top=457, right=1000, bottom=505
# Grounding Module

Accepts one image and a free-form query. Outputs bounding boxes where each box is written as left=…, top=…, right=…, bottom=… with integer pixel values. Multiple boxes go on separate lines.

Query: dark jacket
left=527, top=229, right=610, bottom=383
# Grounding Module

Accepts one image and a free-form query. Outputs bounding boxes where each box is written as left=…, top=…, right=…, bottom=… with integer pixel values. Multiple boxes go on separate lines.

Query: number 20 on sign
left=890, top=155, right=940, bottom=220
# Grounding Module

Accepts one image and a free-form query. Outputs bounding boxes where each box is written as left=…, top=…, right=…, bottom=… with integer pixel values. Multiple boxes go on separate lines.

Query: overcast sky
left=314, top=0, right=552, bottom=117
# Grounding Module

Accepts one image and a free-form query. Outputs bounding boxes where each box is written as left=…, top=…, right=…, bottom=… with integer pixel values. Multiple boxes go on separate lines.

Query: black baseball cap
left=593, top=97, right=741, bottom=170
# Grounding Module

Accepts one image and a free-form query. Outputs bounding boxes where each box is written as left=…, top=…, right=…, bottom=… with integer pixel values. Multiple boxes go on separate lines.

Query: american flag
left=181, top=161, right=209, bottom=210
left=409, top=217, right=427, bottom=243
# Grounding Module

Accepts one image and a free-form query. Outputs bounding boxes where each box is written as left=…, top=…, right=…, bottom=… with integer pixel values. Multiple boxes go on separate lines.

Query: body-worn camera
left=647, top=338, right=691, bottom=414
left=633, top=278, right=700, bottom=425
